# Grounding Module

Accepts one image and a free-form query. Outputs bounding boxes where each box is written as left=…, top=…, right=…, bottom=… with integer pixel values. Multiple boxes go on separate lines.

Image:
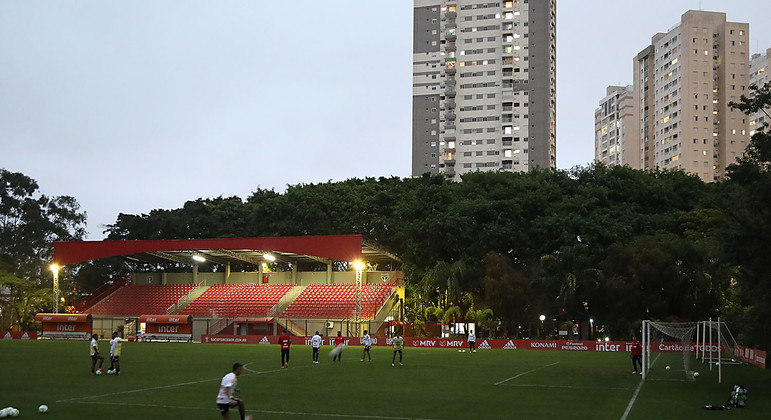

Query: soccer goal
left=641, top=320, right=698, bottom=381
left=695, top=318, right=741, bottom=383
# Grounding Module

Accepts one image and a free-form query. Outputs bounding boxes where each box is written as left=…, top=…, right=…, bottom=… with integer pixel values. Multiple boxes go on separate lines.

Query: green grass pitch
left=0, top=340, right=769, bottom=419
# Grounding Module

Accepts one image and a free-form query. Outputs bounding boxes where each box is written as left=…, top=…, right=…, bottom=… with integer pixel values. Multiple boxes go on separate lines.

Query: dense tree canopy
left=101, top=165, right=731, bottom=340
left=0, top=169, right=87, bottom=328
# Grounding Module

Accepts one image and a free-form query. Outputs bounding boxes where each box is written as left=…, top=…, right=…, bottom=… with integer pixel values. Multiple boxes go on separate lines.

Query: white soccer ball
left=461, top=349, right=466, bottom=353
left=95, top=370, right=102, bottom=376
left=665, top=365, right=670, bottom=370
left=693, top=371, right=700, bottom=377
left=458, top=349, right=462, bottom=353
left=39, top=405, right=48, bottom=413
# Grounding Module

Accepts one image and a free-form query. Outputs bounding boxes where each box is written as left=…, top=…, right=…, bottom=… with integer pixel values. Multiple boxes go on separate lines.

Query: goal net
left=642, top=321, right=698, bottom=380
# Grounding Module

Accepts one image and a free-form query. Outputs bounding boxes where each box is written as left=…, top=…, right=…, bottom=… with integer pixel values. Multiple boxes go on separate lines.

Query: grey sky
left=1, top=1, right=770, bottom=239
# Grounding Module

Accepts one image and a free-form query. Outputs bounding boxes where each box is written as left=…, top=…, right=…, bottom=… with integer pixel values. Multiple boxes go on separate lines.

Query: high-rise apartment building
left=412, top=0, right=556, bottom=180
left=594, top=85, right=638, bottom=167
left=633, top=10, right=750, bottom=182
left=749, top=48, right=770, bottom=135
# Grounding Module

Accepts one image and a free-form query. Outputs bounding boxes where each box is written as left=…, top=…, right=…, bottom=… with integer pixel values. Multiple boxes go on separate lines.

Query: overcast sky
left=2, top=1, right=770, bottom=239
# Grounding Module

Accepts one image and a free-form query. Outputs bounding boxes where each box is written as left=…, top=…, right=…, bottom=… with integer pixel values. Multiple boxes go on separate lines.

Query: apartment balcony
left=443, top=133, right=456, bottom=141
left=445, top=87, right=456, bottom=97
left=445, top=31, right=457, bottom=41
left=445, top=111, right=456, bottom=121
left=445, top=42, right=456, bottom=51
left=444, top=121, right=456, bottom=130
left=445, top=66, right=456, bottom=75
left=446, top=11, right=457, bottom=20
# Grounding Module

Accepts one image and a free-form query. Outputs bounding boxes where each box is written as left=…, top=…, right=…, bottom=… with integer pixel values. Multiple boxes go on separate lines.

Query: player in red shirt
left=630, top=336, right=642, bottom=374
left=279, top=330, right=291, bottom=368
left=332, top=331, right=345, bottom=363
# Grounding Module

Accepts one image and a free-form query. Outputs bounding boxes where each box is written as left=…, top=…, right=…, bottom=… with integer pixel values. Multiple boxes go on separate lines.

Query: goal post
left=642, top=320, right=698, bottom=380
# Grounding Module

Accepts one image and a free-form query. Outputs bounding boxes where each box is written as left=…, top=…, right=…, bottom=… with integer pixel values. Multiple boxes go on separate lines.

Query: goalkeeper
left=630, top=336, right=642, bottom=374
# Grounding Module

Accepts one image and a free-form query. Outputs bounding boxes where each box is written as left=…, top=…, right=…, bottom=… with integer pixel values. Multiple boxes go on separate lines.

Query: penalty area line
left=57, top=361, right=300, bottom=403
left=493, top=361, right=560, bottom=386
left=64, top=400, right=446, bottom=419
left=499, top=383, right=634, bottom=391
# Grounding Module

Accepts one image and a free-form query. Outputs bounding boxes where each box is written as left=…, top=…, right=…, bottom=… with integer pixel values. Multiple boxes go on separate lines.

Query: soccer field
left=0, top=340, right=768, bottom=419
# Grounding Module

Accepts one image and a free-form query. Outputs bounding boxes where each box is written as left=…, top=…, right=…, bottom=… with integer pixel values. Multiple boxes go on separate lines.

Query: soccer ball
left=39, top=405, right=48, bottom=413
left=693, top=371, right=700, bottom=377
left=95, top=370, right=102, bottom=376
left=665, top=365, right=670, bottom=370
left=107, top=369, right=115, bottom=375
left=458, top=349, right=462, bottom=353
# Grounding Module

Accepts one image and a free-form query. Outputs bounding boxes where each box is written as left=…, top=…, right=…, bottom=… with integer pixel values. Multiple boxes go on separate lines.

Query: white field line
left=65, top=400, right=446, bottom=420
left=493, top=361, right=560, bottom=385
left=620, top=353, right=661, bottom=420
left=499, top=383, right=635, bottom=391
left=56, top=362, right=302, bottom=403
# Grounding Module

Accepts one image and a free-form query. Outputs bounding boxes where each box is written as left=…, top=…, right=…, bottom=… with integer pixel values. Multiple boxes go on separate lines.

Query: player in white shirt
left=468, top=331, right=476, bottom=352
left=360, top=330, right=372, bottom=362
left=310, top=331, right=322, bottom=364
left=89, top=334, right=104, bottom=375
left=216, top=363, right=250, bottom=420
left=108, top=332, right=123, bottom=375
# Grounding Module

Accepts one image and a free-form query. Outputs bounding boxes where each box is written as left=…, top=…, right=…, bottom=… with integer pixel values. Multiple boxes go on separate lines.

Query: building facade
left=412, top=0, right=556, bottom=180
left=594, top=85, right=638, bottom=167
left=632, top=10, right=750, bottom=182
left=749, top=48, right=770, bottom=136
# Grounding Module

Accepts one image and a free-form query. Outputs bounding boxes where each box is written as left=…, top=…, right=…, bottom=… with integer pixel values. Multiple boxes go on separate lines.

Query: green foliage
left=725, top=81, right=771, bottom=350
left=0, top=169, right=87, bottom=329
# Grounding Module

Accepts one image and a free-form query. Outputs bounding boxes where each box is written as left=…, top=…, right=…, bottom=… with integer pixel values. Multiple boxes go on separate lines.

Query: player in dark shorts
left=279, top=329, right=291, bottom=368
left=216, top=362, right=250, bottom=420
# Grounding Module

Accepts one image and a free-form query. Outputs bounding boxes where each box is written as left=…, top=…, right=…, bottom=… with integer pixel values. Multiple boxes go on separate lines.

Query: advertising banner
left=1, top=331, right=37, bottom=340
left=202, top=335, right=718, bottom=355
left=139, top=315, right=193, bottom=341
left=735, top=345, right=767, bottom=368
left=35, top=313, right=92, bottom=339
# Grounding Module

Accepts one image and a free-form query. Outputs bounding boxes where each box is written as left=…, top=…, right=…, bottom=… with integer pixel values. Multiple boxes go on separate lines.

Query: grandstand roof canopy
left=53, top=234, right=400, bottom=267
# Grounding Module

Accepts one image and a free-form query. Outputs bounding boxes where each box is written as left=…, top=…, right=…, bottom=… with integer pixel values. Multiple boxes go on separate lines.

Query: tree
left=724, top=82, right=771, bottom=350
left=1, top=169, right=87, bottom=281
left=0, top=169, right=87, bottom=328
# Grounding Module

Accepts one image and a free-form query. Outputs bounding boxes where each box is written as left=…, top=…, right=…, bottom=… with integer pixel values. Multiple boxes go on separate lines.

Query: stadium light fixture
left=264, top=254, right=276, bottom=262
left=353, top=261, right=365, bottom=271
left=539, top=315, right=546, bottom=322
left=192, top=255, right=206, bottom=263
left=50, top=264, right=59, bottom=274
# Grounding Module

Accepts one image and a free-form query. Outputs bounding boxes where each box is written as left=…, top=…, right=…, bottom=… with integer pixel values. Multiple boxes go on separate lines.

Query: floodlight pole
left=355, top=263, right=363, bottom=335
left=51, top=265, right=60, bottom=314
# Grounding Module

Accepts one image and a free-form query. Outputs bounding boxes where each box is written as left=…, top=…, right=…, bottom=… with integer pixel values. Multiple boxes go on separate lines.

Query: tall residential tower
left=633, top=10, right=750, bottom=182
left=412, top=0, right=556, bottom=180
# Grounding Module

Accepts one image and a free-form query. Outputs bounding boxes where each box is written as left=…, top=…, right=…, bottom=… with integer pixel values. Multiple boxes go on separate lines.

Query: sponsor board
left=201, top=335, right=712, bottom=355
left=0, top=331, right=37, bottom=340
left=735, top=345, right=767, bottom=369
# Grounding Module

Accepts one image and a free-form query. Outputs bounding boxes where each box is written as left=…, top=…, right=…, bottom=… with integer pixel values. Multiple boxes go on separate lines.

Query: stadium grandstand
left=54, top=235, right=403, bottom=340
